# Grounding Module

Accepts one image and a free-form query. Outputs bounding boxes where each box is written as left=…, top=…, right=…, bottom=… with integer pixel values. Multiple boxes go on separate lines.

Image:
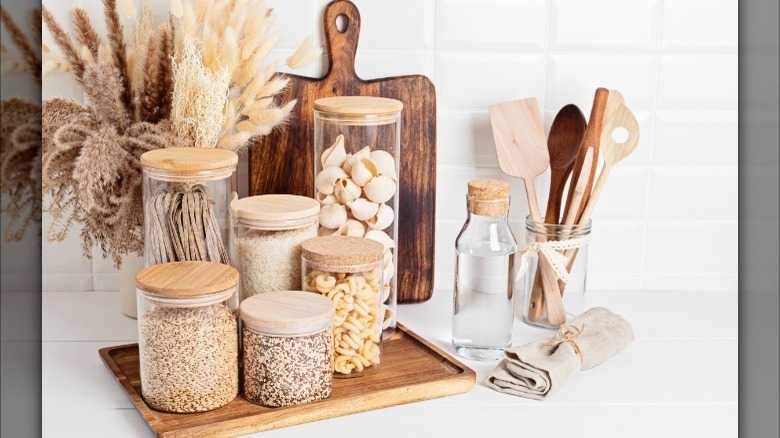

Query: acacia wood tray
left=99, top=324, right=475, bottom=437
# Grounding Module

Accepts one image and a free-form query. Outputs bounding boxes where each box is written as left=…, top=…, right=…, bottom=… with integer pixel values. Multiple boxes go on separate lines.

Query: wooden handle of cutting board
left=324, top=0, right=362, bottom=82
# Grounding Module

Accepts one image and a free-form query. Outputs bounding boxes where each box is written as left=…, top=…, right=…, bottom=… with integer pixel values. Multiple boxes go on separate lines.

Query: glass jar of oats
left=240, top=291, right=335, bottom=407
left=229, top=195, right=320, bottom=301
left=301, top=236, right=384, bottom=378
left=135, top=261, right=239, bottom=413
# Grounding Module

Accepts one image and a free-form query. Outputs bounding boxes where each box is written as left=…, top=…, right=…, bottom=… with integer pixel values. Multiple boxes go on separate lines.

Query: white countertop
left=38, top=289, right=737, bottom=437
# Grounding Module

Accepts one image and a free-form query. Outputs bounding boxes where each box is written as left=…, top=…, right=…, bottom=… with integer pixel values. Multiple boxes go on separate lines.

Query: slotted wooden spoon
left=564, top=104, right=640, bottom=264
left=489, top=98, right=567, bottom=326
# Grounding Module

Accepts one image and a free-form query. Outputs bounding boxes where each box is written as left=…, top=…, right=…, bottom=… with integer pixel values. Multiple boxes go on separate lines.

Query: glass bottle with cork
left=452, top=179, right=518, bottom=361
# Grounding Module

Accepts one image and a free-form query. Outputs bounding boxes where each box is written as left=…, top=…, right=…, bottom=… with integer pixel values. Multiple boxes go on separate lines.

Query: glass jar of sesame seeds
left=240, top=291, right=335, bottom=407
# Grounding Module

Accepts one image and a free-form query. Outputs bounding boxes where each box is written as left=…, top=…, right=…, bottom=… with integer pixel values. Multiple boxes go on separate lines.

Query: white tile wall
left=36, top=0, right=739, bottom=293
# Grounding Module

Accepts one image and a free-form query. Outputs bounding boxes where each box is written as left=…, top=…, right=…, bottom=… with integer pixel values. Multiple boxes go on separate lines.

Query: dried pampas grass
left=171, top=35, right=229, bottom=148
left=169, top=0, right=320, bottom=152
left=0, top=6, right=42, bottom=81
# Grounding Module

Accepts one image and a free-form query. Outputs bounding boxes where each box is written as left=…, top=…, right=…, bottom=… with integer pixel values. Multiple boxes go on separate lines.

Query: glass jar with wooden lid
left=301, top=235, right=384, bottom=377
left=140, top=147, right=238, bottom=268
left=135, top=261, right=239, bottom=413
left=240, top=290, right=335, bottom=407
left=313, top=96, right=402, bottom=340
left=230, top=195, right=320, bottom=301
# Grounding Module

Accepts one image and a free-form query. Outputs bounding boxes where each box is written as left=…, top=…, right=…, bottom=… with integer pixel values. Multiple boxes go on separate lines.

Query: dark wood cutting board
left=249, top=0, right=436, bottom=303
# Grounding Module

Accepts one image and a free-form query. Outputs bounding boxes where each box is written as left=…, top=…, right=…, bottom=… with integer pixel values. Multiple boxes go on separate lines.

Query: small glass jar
left=301, top=236, right=384, bottom=377
left=240, top=290, right=335, bottom=407
left=521, top=217, right=592, bottom=329
left=230, top=195, right=320, bottom=301
left=140, top=147, right=238, bottom=267
left=453, top=179, right=518, bottom=361
left=135, top=261, right=239, bottom=413
left=313, top=96, right=402, bottom=340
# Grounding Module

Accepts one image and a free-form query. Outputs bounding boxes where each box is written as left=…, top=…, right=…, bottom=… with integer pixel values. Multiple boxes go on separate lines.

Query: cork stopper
left=467, top=179, right=511, bottom=216
left=135, top=261, right=238, bottom=301
left=301, top=236, right=384, bottom=272
left=241, top=291, right=335, bottom=336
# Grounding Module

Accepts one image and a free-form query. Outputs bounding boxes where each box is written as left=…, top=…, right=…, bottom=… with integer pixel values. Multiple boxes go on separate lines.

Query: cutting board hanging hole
left=336, top=14, right=349, bottom=33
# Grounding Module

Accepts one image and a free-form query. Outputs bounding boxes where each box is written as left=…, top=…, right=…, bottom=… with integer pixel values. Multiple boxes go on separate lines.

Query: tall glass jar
left=230, top=195, right=320, bottom=301
left=140, top=147, right=237, bottom=267
left=301, top=235, right=384, bottom=378
left=452, top=179, right=517, bottom=361
left=135, top=261, right=239, bottom=413
left=521, top=217, right=592, bottom=329
left=313, top=96, right=402, bottom=340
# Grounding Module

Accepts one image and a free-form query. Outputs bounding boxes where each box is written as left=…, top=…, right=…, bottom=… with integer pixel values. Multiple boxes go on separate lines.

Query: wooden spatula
left=563, top=104, right=640, bottom=265
left=489, top=98, right=567, bottom=326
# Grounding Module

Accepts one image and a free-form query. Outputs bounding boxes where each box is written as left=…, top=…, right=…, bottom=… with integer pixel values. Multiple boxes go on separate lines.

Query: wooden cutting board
left=248, top=0, right=437, bottom=303
left=99, top=324, right=475, bottom=437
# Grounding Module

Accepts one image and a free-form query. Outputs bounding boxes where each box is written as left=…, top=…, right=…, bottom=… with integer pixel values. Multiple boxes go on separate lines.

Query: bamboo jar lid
left=467, top=179, right=511, bottom=216
left=141, top=147, right=238, bottom=172
left=313, top=96, right=403, bottom=115
left=135, top=261, right=238, bottom=300
left=232, top=195, right=320, bottom=229
left=301, top=236, right=384, bottom=272
left=240, top=291, right=335, bottom=336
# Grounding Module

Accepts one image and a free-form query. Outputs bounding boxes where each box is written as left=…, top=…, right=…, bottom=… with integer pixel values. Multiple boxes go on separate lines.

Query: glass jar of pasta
left=240, top=291, right=335, bottom=407
left=229, top=195, right=320, bottom=301
left=135, top=261, right=239, bottom=413
left=140, top=147, right=237, bottom=267
left=313, top=96, right=402, bottom=340
left=301, top=235, right=384, bottom=378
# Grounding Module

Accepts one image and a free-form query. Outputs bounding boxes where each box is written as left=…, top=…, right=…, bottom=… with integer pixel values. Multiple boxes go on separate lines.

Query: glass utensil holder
left=520, top=217, right=592, bottom=329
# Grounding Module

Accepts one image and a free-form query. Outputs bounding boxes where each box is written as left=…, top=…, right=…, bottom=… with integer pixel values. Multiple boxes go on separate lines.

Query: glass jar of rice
left=229, top=195, right=320, bottom=301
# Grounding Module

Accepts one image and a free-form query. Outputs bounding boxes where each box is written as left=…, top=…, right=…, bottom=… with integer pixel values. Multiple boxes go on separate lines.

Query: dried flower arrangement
left=41, top=0, right=320, bottom=267
left=0, top=7, right=43, bottom=242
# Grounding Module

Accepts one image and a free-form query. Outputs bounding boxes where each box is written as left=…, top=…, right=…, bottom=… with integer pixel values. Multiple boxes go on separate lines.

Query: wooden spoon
left=544, top=104, right=587, bottom=224
left=489, top=98, right=567, bottom=326
left=561, top=88, right=610, bottom=224
left=526, top=105, right=587, bottom=322
left=564, top=104, right=640, bottom=263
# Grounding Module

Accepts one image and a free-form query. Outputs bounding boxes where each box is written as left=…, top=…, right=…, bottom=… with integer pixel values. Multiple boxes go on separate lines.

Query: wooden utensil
left=248, top=0, right=436, bottom=303
left=526, top=105, right=586, bottom=321
left=604, top=89, right=625, bottom=122
left=528, top=147, right=594, bottom=321
left=561, top=88, right=610, bottom=224
left=563, top=104, right=640, bottom=265
left=489, top=98, right=566, bottom=326
left=544, top=104, right=588, bottom=224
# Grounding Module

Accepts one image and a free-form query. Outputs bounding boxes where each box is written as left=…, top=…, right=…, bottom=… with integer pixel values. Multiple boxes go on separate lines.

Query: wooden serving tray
left=99, top=324, right=475, bottom=437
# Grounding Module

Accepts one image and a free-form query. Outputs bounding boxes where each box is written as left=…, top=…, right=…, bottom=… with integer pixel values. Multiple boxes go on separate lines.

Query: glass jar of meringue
left=301, top=236, right=384, bottom=378
left=313, top=96, right=402, bottom=340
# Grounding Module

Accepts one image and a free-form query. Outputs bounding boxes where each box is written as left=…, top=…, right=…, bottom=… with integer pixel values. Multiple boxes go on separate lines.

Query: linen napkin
left=486, top=307, right=634, bottom=400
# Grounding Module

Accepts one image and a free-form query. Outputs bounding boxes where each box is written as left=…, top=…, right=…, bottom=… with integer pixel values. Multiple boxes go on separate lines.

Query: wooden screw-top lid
left=301, top=236, right=384, bottom=272
left=135, top=262, right=238, bottom=301
left=140, top=147, right=238, bottom=172
left=313, top=96, right=403, bottom=115
left=232, top=195, right=320, bottom=229
left=240, top=291, right=335, bottom=336
left=467, top=179, right=511, bottom=216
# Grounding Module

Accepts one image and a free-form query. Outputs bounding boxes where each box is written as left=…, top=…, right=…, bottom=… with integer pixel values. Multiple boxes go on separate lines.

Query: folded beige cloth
left=486, top=307, right=634, bottom=400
